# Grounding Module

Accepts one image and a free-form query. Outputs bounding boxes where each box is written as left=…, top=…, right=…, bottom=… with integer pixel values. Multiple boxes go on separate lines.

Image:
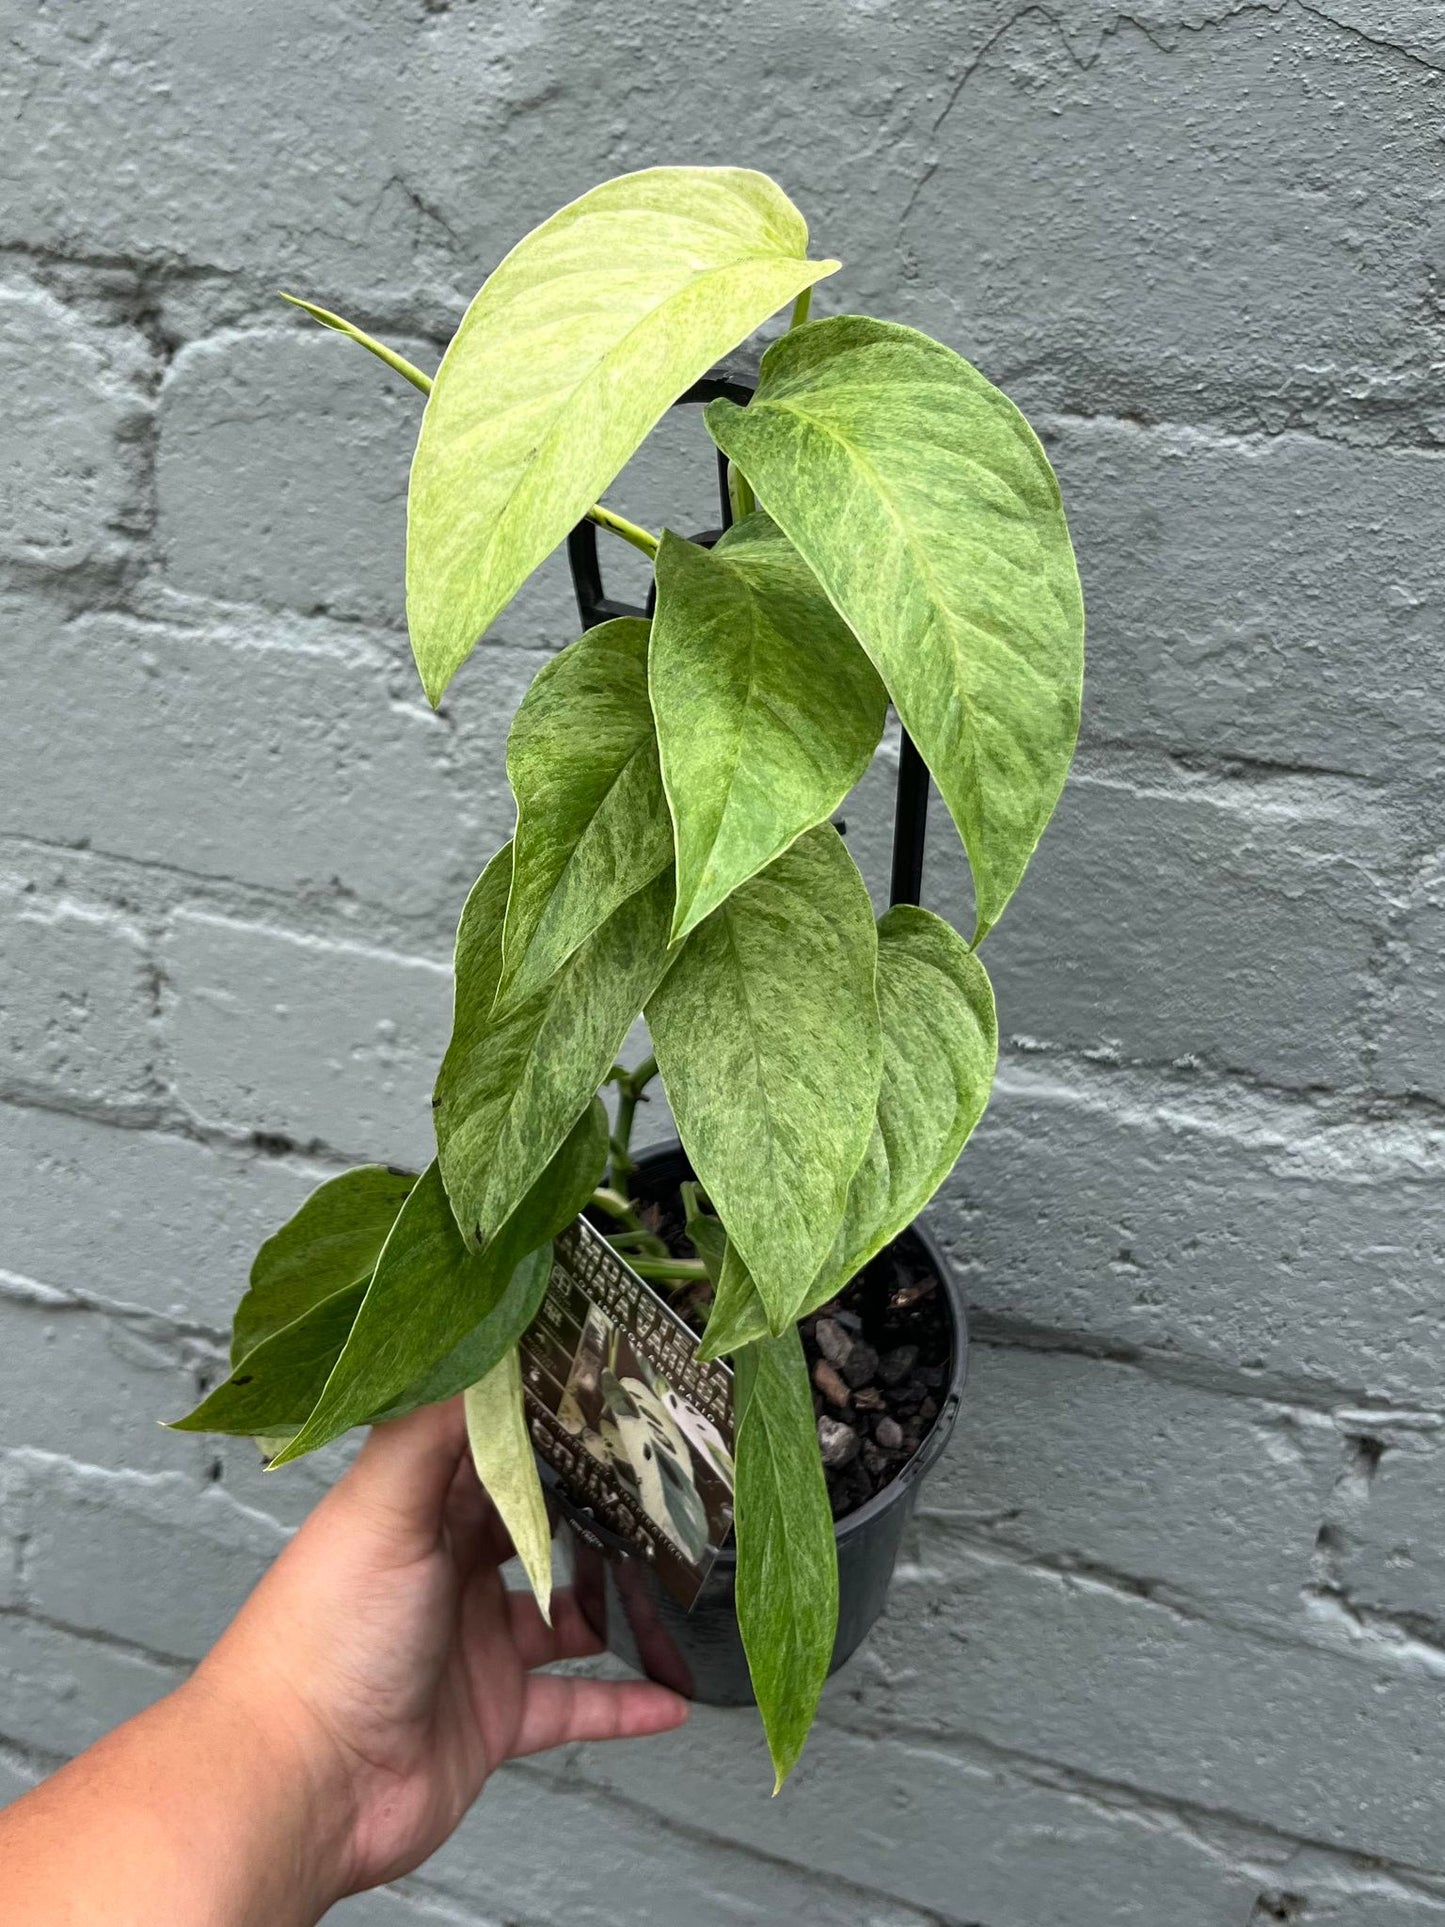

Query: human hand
left=194, top=1396, right=688, bottom=1907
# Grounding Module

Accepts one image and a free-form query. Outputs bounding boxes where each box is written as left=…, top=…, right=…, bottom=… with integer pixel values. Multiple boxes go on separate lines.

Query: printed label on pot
left=520, top=1216, right=735, bottom=1608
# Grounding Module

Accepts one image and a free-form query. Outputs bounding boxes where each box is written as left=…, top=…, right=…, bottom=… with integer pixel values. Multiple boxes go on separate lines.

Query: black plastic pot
left=542, top=1141, right=969, bottom=1707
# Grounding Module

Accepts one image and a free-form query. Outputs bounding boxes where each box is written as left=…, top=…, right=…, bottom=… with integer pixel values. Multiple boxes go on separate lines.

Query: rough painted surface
left=1, top=5, right=1444, bottom=1923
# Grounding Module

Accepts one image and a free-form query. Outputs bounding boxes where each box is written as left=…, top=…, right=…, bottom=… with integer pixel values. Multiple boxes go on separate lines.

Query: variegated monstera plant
left=175, top=167, right=1083, bottom=1787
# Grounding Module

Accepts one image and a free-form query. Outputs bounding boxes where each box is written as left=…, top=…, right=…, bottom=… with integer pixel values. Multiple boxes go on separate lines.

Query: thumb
left=340, top=1397, right=469, bottom=1563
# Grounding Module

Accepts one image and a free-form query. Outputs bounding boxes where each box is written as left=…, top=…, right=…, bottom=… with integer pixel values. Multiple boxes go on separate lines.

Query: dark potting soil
left=618, top=1183, right=952, bottom=1521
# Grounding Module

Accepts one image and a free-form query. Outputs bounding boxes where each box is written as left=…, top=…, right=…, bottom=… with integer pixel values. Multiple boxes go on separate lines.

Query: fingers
left=506, top=1586, right=605, bottom=1670
left=342, top=1397, right=469, bottom=1564
left=510, top=1673, right=689, bottom=1759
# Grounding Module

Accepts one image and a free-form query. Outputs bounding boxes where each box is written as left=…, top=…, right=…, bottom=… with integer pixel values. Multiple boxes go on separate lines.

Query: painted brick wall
left=2, top=5, right=1444, bottom=1923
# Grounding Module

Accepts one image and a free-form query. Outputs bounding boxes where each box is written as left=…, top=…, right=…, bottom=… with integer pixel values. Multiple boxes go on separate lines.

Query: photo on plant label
left=556, top=1302, right=731, bottom=1564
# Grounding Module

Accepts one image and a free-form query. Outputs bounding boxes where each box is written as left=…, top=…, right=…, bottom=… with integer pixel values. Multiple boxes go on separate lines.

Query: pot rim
left=544, top=1138, right=969, bottom=1566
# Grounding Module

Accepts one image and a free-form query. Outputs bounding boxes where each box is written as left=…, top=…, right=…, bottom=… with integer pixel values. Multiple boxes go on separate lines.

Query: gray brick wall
left=2, top=5, right=1443, bottom=1923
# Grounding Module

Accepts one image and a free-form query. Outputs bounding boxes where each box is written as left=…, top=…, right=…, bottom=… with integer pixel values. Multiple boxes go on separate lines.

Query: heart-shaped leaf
left=407, top=167, right=838, bottom=702
left=436, top=843, right=675, bottom=1249
left=374, top=1099, right=608, bottom=1423
left=231, top=1166, right=416, bottom=1365
left=499, top=618, right=671, bottom=1010
left=170, top=1281, right=368, bottom=1437
left=465, top=1347, right=553, bottom=1621
left=650, top=515, right=886, bottom=940
left=267, top=1163, right=553, bottom=1468
left=706, top=316, right=1084, bottom=938
left=803, top=904, right=997, bottom=1309
left=646, top=825, right=881, bottom=1331
left=699, top=906, right=997, bottom=1351
left=734, top=1326, right=838, bottom=1790
left=267, top=1093, right=603, bottom=1466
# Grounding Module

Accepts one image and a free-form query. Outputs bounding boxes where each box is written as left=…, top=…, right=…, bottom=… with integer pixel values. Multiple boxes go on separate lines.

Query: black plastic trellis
left=565, top=369, right=930, bottom=912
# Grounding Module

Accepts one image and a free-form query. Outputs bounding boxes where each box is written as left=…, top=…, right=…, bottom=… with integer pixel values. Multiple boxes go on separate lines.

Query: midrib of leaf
left=508, top=734, right=657, bottom=984
left=470, top=255, right=817, bottom=587
left=762, top=395, right=1060, bottom=702
left=741, top=1384, right=822, bottom=1726
left=721, top=906, right=784, bottom=1175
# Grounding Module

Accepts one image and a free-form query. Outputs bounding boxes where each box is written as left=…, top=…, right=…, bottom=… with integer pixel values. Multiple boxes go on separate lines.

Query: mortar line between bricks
left=962, top=1318, right=1445, bottom=1422
left=0, top=1083, right=371, bottom=1179
left=491, top=1757, right=971, bottom=1927
left=811, top=1707, right=1445, bottom=1889
left=0, top=1262, right=231, bottom=1349
left=904, top=1515, right=1445, bottom=1679
left=0, top=1602, right=194, bottom=1675
left=0, top=828, right=461, bottom=951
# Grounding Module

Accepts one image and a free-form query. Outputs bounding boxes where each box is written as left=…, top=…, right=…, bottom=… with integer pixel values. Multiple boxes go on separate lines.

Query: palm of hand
left=200, top=1401, right=686, bottom=1900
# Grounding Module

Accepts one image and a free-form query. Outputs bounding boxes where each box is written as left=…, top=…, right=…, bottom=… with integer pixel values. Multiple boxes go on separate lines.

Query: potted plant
left=173, top=165, right=1083, bottom=1790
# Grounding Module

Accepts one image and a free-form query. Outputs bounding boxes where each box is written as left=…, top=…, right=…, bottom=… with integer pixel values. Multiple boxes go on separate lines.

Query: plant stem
left=629, top=1258, right=709, bottom=1285
left=789, top=286, right=813, bottom=331
left=590, top=1186, right=646, bottom=1231
left=282, top=297, right=662, bottom=557
left=727, top=462, right=756, bottom=524
left=609, top=1054, right=658, bottom=1185
left=586, top=504, right=660, bottom=559
left=280, top=294, right=436, bottom=395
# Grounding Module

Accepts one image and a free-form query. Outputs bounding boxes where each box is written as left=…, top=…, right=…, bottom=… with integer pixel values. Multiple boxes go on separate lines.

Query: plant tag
left=519, top=1216, right=736, bottom=1607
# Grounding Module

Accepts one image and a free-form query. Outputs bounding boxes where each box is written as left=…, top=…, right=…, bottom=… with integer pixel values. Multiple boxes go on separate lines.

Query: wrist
left=178, top=1660, right=359, bottom=1922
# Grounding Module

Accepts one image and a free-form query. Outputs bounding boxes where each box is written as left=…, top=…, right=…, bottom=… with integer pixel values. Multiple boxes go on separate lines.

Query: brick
left=1054, top=421, right=1445, bottom=786
left=0, top=592, right=524, bottom=926
left=0, top=874, right=157, bottom=1110
left=896, top=8, right=1443, bottom=438
left=0, top=1297, right=196, bottom=1474
left=0, top=1746, right=42, bottom=1812
left=21, top=1459, right=284, bottom=1660
left=208, top=1431, right=357, bottom=1535
left=434, top=1754, right=1045, bottom=1927
left=570, top=1717, right=1265, bottom=1927
left=1264, top=1856, right=1445, bottom=1926
left=1375, top=853, right=1445, bottom=1105
left=157, top=328, right=421, bottom=626
left=0, top=1457, right=26, bottom=1609
left=832, top=1545, right=1445, bottom=1869
left=940, top=1062, right=1445, bottom=1408
left=332, top=1889, right=500, bottom=1927
left=0, top=4, right=457, bottom=293
left=0, top=1100, right=322, bottom=1331
left=0, top=1615, right=182, bottom=1759
left=966, top=764, right=1395, bottom=1091
left=0, top=283, right=142, bottom=573
left=1329, top=1428, right=1445, bottom=1635
left=933, top=1346, right=1339, bottom=1616
left=162, top=910, right=450, bottom=1166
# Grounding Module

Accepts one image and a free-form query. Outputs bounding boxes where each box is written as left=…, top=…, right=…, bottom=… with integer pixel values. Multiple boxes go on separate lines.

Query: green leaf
left=375, top=1099, right=609, bottom=1422
left=406, top=166, right=839, bottom=703
left=803, top=905, right=996, bottom=1310
left=734, top=1326, right=838, bottom=1791
left=170, top=1281, right=367, bottom=1437
left=651, top=515, right=887, bottom=940
left=499, top=618, right=671, bottom=1010
left=436, top=843, right=676, bottom=1249
left=647, top=825, right=881, bottom=1332
left=701, top=907, right=998, bottom=1348
left=269, top=1096, right=605, bottom=1466
left=232, top=1166, right=416, bottom=1365
left=698, top=1242, right=770, bottom=1362
left=464, top=1347, right=553, bottom=1621
left=706, top=315, right=1084, bottom=938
